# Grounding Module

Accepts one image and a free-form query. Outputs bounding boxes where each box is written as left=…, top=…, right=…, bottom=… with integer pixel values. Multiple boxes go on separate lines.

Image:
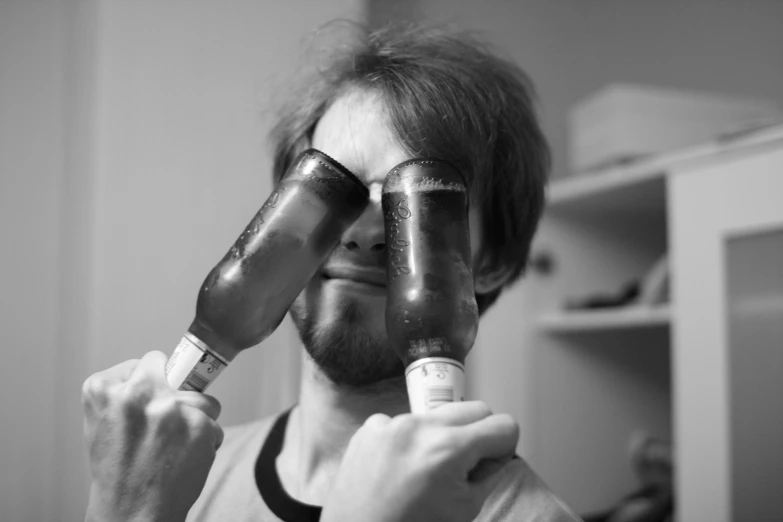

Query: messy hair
left=270, top=22, right=550, bottom=314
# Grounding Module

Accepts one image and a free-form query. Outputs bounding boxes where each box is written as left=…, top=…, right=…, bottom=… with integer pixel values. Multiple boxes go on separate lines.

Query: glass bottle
left=383, top=158, right=479, bottom=413
left=166, top=149, right=368, bottom=392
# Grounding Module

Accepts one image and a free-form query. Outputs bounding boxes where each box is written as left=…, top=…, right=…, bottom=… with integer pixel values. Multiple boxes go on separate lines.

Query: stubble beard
left=289, top=296, right=406, bottom=389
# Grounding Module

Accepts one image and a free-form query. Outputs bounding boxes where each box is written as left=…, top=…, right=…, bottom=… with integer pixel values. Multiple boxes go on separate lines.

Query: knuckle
left=213, top=424, right=225, bottom=450
left=471, top=400, right=493, bottom=418
left=427, top=428, right=461, bottom=463
left=81, top=374, right=109, bottom=407
left=188, top=412, right=219, bottom=445
left=437, top=429, right=461, bottom=450
left=496, top=413, right=519, bottom=433
left=118, top=380, right=155, bottom=412
left=148, top=394, right=179, bottom=417
left=189, top=393, right=222, bottom=421
left=146, top=396, right=185, bottom=428
left=364, top=413, right=390, bottom=430
left=389, top=413, right=420, bottom=433
left=417, top=432, right=452, bottom=466
left=188, top=409, right=210, bottom=430
left=206, top=395, right=222, bottom=420
left=145, top=350, right=168, bottom=361
left=503, top=415, right=520, bottom=441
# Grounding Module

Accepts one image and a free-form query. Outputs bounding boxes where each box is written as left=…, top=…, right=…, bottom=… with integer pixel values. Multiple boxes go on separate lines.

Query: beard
left=289, top=291, right=405, bottom=388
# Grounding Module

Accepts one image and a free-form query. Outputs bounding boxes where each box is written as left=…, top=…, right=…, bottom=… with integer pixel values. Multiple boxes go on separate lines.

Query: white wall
left=0, top=1, right=363, bottom=520
left=0, top=2, right=64, bottom=521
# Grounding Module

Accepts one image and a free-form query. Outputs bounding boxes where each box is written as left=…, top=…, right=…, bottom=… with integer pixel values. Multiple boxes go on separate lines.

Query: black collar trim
left=255, top=409, right=322, bottom=522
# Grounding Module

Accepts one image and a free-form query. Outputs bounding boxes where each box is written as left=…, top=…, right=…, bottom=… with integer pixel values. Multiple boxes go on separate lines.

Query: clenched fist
left=82, top=351, right=223, bottom=522
left=321, top=401, right=520, bottom=522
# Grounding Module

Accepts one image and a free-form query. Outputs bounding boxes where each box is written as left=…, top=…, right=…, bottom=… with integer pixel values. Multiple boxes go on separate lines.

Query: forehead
left=311, top=88, right=411, bottom=186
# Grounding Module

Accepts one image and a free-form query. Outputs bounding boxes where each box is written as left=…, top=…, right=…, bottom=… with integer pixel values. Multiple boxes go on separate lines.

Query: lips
left=322, top=265, right=387, bottom=288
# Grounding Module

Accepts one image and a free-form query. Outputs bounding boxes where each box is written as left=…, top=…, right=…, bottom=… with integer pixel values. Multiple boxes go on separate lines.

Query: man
left=82, top=23, right=580, bottom=522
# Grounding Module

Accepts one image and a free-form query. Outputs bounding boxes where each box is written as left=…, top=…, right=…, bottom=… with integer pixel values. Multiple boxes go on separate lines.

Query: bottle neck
left=187, top=321, right=241, bottom=362
left=399, top=341, right=466, bottom=368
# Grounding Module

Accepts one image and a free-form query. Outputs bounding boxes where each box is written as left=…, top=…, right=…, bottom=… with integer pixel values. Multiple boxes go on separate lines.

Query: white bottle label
left=405, top=357, right=466, bottom=414
left=166, top=335, right=227, bottom=392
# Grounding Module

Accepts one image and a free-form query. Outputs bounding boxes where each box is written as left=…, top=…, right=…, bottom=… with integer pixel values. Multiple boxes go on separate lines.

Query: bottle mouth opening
left=302, top=148, right=370, bottom=197
left=382, top=159, right=470, bottom=214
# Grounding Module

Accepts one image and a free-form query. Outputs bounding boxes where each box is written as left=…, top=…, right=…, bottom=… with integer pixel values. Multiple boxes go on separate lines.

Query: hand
left=81, top=351, right=224, bottom=522
left=321, top=401, right=519, bottom=522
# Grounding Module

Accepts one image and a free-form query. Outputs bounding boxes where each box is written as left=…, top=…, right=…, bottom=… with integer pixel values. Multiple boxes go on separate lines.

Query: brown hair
left=270, top=22, right=550, bottom=314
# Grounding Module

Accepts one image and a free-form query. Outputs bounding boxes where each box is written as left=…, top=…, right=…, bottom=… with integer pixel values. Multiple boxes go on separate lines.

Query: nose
left=341, top=199, right=386, bottom=253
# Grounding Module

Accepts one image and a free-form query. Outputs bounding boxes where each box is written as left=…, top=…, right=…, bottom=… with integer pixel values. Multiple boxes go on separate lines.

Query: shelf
left=545, top=122, right=783, bottom=220
left=537, top=305, right=671, bottom=333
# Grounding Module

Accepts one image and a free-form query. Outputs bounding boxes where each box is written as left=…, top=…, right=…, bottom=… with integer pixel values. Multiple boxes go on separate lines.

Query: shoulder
left=476, top=457, right=581, bottom=522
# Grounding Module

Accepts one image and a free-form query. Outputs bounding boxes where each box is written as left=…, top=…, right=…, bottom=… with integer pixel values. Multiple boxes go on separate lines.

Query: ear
left=473, top=260, right=514, bottom=295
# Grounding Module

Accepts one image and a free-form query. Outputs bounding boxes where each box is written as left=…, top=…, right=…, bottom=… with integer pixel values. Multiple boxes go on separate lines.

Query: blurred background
left=1, top=1, right=782, bottom=521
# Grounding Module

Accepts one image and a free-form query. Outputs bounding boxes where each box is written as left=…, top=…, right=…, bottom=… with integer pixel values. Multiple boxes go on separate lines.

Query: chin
left=289, top=279, right=404, bottom=387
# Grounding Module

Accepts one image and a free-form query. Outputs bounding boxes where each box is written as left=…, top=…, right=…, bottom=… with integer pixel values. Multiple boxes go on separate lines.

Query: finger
left=177, top=391, right=222, bottom=421
left=128, top=351, right=170, bottom=388
left=456, top=413, right=519, bottom=466
left=427, top=401, right=492, bottom=427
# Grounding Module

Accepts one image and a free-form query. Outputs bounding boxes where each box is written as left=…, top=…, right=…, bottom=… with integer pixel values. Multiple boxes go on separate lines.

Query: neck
left=276, top=350, right=409, bottom=505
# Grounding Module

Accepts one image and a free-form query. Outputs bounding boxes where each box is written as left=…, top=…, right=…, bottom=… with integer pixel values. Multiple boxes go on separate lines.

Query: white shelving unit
left=525, top=123, right=783, bottom=519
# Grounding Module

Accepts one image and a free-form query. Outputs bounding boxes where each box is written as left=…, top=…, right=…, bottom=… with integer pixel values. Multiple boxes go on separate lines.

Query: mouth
left=322, top=265, right=387, bottom=290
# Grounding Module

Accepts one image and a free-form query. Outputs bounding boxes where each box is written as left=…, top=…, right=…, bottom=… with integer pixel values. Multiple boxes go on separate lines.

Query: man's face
left=289, top=88, right=483, bottom=387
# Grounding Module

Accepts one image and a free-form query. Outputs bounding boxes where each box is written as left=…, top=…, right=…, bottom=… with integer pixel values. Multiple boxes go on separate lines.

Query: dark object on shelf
left=582, top=484, right=673, bottom=522
left=565, top=281, right=640, bottom=310
left=563, top=255, right=669, bottom=311
left=637, top=255, right=669, bottom=306
left=582, top=433, right=674, bottom=522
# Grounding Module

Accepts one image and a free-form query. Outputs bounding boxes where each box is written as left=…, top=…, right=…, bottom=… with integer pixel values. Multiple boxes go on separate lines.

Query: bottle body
left=383, top=159, right=479, bottom=412
left=167, top=149, right=368, bottom=392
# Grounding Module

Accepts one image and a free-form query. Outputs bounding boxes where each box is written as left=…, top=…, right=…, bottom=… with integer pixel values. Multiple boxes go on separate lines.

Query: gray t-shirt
left=187, top=410, right=580, bottom=522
